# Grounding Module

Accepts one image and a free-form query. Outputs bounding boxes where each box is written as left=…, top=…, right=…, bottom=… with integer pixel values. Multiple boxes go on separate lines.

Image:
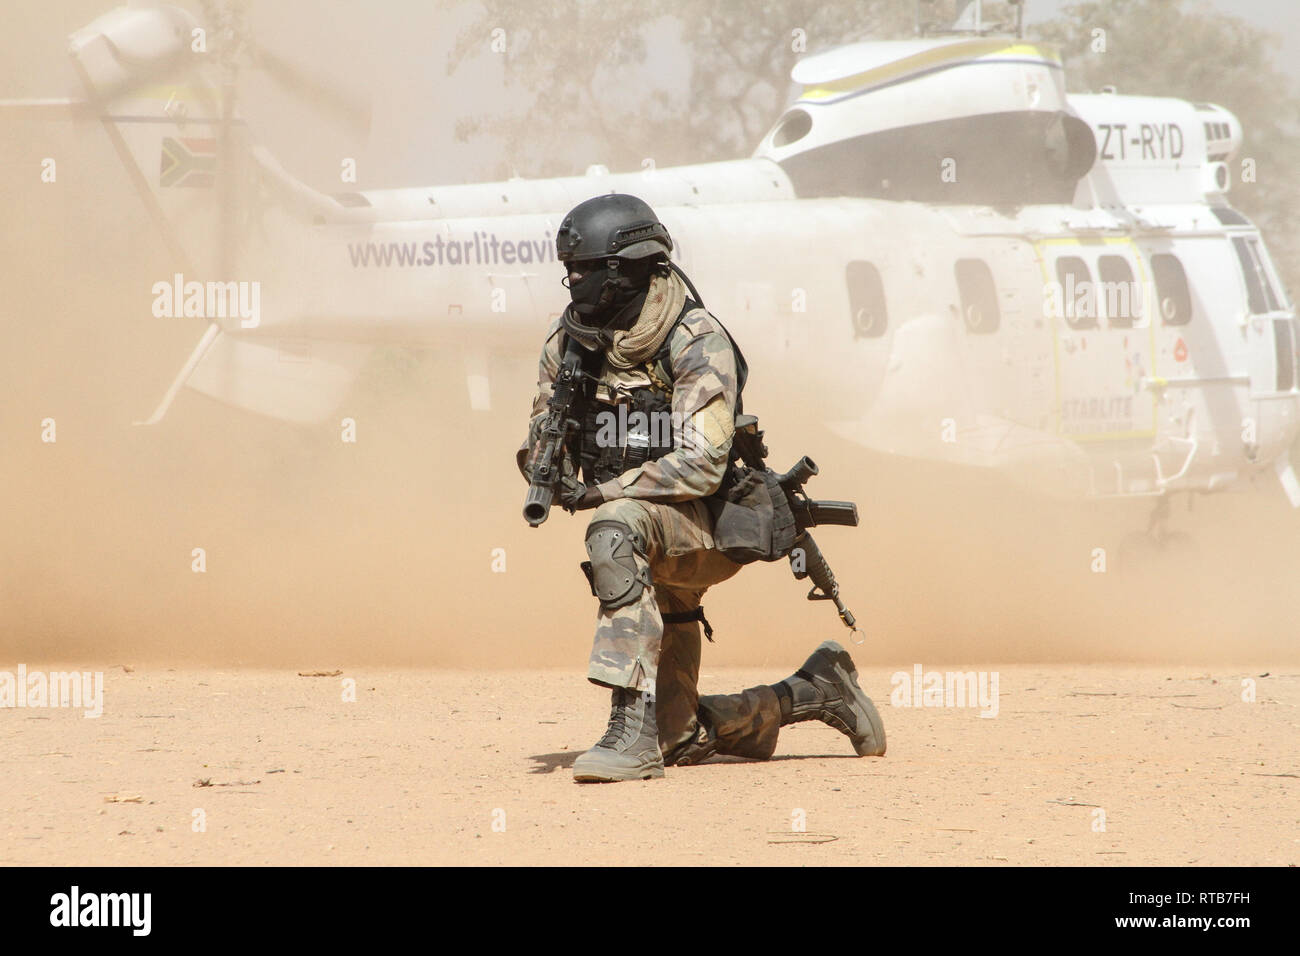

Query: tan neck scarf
left=604, top=270, right=687, bottom=370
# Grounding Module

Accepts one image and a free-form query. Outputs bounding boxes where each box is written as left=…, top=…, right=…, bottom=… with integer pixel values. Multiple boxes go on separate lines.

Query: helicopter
left=7, top=0, right=1298, bottom=547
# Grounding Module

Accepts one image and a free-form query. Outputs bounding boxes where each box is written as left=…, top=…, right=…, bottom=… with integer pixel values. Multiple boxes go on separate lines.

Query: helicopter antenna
left=954, top=0, right=983, bottom=34
left=916, top=0, right=1025, bottom=38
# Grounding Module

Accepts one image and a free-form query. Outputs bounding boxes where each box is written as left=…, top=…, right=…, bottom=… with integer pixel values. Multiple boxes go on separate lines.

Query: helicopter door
left=1037, top=238, right=1155, bottom=441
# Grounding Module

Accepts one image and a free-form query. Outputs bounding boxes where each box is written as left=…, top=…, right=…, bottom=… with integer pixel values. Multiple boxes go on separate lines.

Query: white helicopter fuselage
left=278, top=184, right=1298, bottom=502
left=63, top=7, right=1300, bottom=507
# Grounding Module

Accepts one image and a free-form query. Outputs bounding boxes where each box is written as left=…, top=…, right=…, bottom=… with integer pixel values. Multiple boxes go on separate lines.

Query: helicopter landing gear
left=1118, top=495, right=1198, bottom=567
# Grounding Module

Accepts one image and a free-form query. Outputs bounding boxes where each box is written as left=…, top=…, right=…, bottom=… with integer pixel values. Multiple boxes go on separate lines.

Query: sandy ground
left=2, top=663, right=1295, bottom=866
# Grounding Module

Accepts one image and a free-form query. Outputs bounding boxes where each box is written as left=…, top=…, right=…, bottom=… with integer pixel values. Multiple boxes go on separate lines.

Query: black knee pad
left=583, top=520, right=651, bottom=610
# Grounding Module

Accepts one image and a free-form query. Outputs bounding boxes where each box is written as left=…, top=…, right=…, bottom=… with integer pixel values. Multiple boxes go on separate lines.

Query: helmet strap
left=597, top=258, right=620, bottom=309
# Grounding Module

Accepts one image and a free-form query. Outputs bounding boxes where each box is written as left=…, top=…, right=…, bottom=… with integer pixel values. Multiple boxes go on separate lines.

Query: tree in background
left=446, top=0, right=913, bottom=174
left=449, top=0, right=1298, bottom=292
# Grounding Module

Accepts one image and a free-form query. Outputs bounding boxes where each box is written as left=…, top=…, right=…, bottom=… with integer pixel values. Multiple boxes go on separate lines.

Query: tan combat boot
left=776, top=641, right=887, bottom=756
left=572, top=687, right=665, bottom=783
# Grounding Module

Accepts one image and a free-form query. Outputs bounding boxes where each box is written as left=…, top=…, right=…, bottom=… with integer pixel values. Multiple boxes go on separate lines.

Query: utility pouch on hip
left=706, top=465, right=797, bottom=564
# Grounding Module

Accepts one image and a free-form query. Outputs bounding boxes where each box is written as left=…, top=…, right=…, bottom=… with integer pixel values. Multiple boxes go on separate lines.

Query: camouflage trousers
left=585, top=496, right=782, bottom=761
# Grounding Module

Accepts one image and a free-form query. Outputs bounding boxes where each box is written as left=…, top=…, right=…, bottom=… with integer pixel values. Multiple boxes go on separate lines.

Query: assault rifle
left=522, top=339, right=587, bottom=527
left=730, top=415, right=863, bottom=636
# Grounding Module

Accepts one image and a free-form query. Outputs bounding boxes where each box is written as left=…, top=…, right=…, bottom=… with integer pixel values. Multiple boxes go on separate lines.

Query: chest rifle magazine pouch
left=707, top=465, right=797, bottom=564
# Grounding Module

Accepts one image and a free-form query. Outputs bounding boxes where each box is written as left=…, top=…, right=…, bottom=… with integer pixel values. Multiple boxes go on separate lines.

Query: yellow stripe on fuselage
left=800, top=41, right=1060, bottom=102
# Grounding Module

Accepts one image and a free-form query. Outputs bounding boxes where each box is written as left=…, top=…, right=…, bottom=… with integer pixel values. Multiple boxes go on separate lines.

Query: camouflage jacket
left=517, top=304, right=739, bottom=503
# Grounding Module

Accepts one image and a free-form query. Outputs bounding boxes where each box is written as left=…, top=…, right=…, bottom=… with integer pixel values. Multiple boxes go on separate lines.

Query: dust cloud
left=2, top=1, right=1297, bottom=672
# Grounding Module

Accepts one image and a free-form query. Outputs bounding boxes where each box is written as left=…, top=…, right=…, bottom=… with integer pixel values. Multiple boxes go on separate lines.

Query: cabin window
left=845, top=261, right=888, bottom=339
left=1055, top=256, right=1097, bottom=330
left=1150, top=254, right=1193, bottom=326
left=772, top=110, right=812, bottom=148
left=954, top=259, right=999, bottom=334
left=1097, top=255, right=1138, bottom=328
left=1275, top=320, right=1296, bottom=392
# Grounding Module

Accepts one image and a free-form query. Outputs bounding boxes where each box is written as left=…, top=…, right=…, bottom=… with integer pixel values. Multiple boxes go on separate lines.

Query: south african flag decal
left=160, top=137, right=216, bottom=188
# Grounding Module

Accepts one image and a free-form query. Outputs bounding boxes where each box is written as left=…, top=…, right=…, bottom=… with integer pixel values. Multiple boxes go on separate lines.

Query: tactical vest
left=562, top=299, right=748, bottom=487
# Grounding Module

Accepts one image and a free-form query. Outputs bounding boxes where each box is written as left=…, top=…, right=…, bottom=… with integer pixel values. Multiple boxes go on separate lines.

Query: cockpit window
left=771, top=110, right=812, bottom=148
left=1232, top=237, right=1285, bottom=314
left=1274, top=319, right=1296, bottom=391
left=1250, top=239, right=1284, bottom=311
left=1232, top=238, right=1267, bottom=314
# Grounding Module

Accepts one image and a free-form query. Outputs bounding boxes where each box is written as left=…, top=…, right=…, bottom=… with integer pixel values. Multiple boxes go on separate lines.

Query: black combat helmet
left=555, top=193, right=673, bottom=265
left=557, top=194, right=675, bottom=330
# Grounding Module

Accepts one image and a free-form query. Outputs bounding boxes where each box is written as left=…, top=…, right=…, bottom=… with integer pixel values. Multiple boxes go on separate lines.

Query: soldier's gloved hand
left=559, top=481, right=598, bottom=512
left=558, top=457, right=602, bottom=512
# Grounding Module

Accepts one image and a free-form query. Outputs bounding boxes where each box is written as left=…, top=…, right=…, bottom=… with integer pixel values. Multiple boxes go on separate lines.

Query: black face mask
left=566, top=258, right=658, bottom=328
left=567, top=267, right=616, bottom=318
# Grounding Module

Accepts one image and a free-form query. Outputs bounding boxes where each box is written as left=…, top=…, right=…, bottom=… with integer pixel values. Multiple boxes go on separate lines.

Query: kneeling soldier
left=518, top=194, right=886, bottom=782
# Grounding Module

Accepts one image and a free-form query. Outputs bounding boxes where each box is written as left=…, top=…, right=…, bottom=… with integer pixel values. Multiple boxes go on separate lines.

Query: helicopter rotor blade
left=0, top=98, right=91, bottom=120
left=246, top=40, right=371, bottom=138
